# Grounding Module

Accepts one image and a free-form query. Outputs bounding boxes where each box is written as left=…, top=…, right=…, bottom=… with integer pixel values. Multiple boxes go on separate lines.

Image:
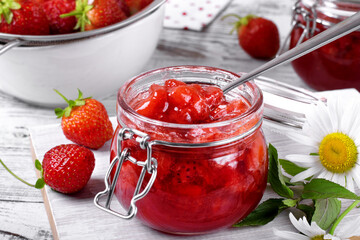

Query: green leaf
left=312, top=198, right=341, bottom=230
left=268, top=144, right=294, bottom=199
left=233, top=198, right=288, bottom=227
left=302, top=179, right=360, bottom=200
left=35, top=178, right=45, bottom=189
left=74, top=99, right=85, bottom=106
left=53, top=89, right=88, bottom=118
left=282, top=199, right=297, bottom=207
left=34, top=159, right=42, bottom=171
left=297, top=204, right=314, bottom=222
left=64, top=106, right=72, bottom=117
left=279, top=159, right=308, bottom=177
left=54, top=108, right=64, bottom=118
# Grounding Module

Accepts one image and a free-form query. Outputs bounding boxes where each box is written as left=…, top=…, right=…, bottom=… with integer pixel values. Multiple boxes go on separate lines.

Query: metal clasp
left=94, top=128, right=158, bottom=219
left=278, top=0, right=318, bottom=55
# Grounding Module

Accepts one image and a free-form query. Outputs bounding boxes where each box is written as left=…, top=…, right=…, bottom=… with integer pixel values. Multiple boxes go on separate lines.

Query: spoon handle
left=222, top=11, right=360, bottom=94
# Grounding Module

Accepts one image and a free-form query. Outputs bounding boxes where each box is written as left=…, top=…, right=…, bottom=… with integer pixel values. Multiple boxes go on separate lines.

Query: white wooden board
left=29, top=99, right=360, bottom=240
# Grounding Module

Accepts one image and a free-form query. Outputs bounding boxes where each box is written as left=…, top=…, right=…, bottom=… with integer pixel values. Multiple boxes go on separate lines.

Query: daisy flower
left=274, top=213, right=360, bottom=240
left=284, top=97, right=360, bottom=192
left=273, top=213, right=328, bottom=240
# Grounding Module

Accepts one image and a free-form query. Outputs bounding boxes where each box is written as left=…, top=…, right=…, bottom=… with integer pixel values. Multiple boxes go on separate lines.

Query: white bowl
left=0, top=1, right=165, bottom=107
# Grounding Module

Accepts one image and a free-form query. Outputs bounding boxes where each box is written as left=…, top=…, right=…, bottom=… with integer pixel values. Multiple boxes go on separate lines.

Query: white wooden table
left=0, top=0, right=309, bottom=239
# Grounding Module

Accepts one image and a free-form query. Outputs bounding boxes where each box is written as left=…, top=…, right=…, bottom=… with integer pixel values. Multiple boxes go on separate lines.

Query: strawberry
left=124, top=0, right=152, bottom=15
left=0, top=144, right=95, bottom=194
left=0, top=0, right=50, bottom=35
left=223, top=14, right=280, bottom=59
left=60, top=0, right=128, bottom=32
left=41, top=144, right=95, bottom=193
left=54, top=89, right=114, bottom=150
left=43, top=0, right=76, bottom=34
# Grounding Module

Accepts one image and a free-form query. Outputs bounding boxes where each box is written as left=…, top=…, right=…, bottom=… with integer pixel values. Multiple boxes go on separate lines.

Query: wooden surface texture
left=0, top=0, right=338, bottom=239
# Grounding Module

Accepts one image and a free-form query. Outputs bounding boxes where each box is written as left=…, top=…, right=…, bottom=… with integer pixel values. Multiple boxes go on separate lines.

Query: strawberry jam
left=110, top=66, right=267, bottom=234
left=290, top=0, right=360, bottom=91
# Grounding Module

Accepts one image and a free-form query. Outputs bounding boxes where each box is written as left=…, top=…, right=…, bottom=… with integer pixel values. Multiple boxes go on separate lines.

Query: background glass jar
left=289, top=0, right=360, bottom=91
left=106, top=66, right=268, bottom=234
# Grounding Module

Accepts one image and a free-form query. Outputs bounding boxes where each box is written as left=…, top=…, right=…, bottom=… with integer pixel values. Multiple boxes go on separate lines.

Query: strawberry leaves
left=60, top=0, right=93, bottom=32
left=54, top=89, right=89, bottom=118
left=0, top=0, right=21, bottom=24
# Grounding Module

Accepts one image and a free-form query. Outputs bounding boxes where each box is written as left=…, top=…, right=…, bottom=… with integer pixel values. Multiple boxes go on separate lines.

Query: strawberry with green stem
left=223, top=14, right=280, bottom=59
left=55, top=89, right=114, bottom=150
left=0, top=144, right=95, bottom=194
left=60, top=0, right=128, bottom=31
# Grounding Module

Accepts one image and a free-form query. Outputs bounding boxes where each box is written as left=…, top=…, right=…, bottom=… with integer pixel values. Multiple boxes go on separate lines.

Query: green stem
left=54, top=89, right=69, bottom=104
left=0, top=159, right=35, bottom=187
left=329, top=199, right=360, bottom=235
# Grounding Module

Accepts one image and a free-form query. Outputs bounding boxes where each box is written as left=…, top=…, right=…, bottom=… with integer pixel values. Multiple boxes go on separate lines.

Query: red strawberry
left=124, top=0, right=153, bottom=15
left=0, top=144, right=95, bottom=194
left=43, top=0, right=77, bottom=34
left=224, top=14, right=280, bottom=59
left=0, top=0, right=50, bottom=35
left=54, top=89, right=114, bottom=149
left=41, top=144, right=95, bottom=193
left=61, top=0, right=128, bottom=32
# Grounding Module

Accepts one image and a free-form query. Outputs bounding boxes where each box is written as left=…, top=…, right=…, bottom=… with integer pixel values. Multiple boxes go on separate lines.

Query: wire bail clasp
left=94, top=128, right=158, bottom=219
left=278, top=0, right=318, bottom=55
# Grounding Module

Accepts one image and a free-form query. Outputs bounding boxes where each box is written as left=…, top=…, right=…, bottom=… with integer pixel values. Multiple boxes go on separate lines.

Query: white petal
left=321, top=170, right=335, bottom=181
left=335, top=216, right=360, bottom=237
left=286, top=131, right=320, bottom=147
left=347, top=114, right=360, bottom=138
left=340, top=98, right=360, bottom=135
left=289, top=214, right=312, bottom=236
left=291, top=167, right=321, bottom=183
left=350, top=165, right=360, bottom=189
left=332, top=173, right=346, bottom=188
left=273, top=228, right=310, bottom=240
left=345, top=175, right=355, bottom=193
left=285, top=154, right=319, bottom=168
left=288, top=213, right=326, bottom=237
left=327, top=98, right=340, bottom=132
left=323, top=234, right=340, bottom=240
left=306, top=102, right=332, bottom=136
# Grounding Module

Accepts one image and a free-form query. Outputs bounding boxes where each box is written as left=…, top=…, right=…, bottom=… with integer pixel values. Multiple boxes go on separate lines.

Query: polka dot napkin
left=163, top=0, right=231, bottom=31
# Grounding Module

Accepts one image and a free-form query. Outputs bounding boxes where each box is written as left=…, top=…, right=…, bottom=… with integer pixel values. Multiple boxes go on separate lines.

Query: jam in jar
left=290, top=0, right=360, bottom=91
left=108, top=66, right=267, bottom=234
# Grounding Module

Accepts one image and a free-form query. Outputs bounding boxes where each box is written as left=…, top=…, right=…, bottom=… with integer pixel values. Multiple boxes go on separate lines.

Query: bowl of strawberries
left=0, top=0, right=165, bottom=107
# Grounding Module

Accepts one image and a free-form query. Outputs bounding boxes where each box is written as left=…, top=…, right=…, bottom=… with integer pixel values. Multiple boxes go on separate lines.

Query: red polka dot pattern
left=163, top=0, right=231, bottom=31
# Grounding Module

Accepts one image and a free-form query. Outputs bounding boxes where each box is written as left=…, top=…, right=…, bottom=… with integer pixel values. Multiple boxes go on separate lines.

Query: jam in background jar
left=110, top=66, right=268, bottom=234
left=290, top=0, right=360, bottom=91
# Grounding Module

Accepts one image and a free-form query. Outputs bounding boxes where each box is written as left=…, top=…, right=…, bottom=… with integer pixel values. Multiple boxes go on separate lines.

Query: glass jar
left=99, top=66, right=268, bottom=234
left=289, top=0, right=360, bottom=91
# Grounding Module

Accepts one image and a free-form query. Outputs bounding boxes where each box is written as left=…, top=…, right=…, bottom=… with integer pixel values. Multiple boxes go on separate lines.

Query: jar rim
left=117, top=65, right=263, bottom=130
left=302, top=0, right=360, bottom=18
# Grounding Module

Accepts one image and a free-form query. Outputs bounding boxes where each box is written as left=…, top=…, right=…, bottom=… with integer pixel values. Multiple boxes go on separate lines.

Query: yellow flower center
left=319, top=133, right=358, bottom=173
left=311, top=235, right=324, bottom=240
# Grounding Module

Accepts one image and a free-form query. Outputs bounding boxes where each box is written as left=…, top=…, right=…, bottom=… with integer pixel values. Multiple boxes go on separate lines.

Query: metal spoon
left=222, top=11, right=360, bottom=94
